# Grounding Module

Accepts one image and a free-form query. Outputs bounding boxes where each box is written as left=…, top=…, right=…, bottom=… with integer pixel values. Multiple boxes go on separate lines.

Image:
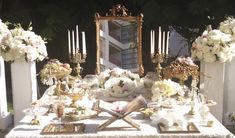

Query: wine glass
left=55, top=104, right=64, bottom=131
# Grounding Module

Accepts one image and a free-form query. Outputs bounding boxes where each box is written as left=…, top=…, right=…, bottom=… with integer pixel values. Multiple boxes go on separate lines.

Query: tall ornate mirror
left=95, top=4, right=144, bottom=75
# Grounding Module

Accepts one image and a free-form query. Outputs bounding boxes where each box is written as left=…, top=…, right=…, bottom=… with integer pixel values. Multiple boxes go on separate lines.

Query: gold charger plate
left=41, top=123, right=85, bottom=135
left=158, top=122, right=200, bottom=133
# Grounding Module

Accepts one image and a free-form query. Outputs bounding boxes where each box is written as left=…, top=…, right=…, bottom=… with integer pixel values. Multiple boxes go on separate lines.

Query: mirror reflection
left=95, top=4, right=144, bottom=75
left=99, top=20, right=138, bottom=72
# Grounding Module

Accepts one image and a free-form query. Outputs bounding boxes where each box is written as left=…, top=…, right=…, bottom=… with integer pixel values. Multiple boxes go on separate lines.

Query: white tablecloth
left=5, top=86, right=235, bottom=138
left=5, top=111, right=234, bottom=138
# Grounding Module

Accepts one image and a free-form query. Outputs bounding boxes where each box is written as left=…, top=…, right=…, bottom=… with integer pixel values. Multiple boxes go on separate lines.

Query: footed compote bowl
left=66, top=88, right=85, bottom=108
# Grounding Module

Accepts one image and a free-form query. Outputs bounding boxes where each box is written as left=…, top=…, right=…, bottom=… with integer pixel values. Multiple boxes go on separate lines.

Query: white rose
left=221, top=33, right=232, bottom=43
left=204, top=52, right=217, bottom=62
left=195, top=51, right=203, bottom=60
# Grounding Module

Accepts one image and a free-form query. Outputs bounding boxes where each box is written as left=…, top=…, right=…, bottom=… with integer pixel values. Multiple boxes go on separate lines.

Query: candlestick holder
left=69, top=49, right=87, bottom=78
left=151, top=53, right=168, bottom=80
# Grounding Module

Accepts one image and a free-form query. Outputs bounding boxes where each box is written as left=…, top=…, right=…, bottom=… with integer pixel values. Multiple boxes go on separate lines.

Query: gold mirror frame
left=94, top=4, right=144, bottom=76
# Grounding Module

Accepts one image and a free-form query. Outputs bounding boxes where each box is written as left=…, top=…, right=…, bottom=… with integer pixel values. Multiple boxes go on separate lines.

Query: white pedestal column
left=0, top=57, right=12, bottom=129
left=11, top=60, right=37, bottom=125
left=224, top=59, right=235, bottom=125
left=200, top=61, right=225, bottom=122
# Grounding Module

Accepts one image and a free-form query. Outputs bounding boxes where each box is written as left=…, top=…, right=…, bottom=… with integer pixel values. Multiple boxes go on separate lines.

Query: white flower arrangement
left=0, top=19, right=10, bottom=43
left=219, top=17, right=235, bottom=36
left=104, top=77, right=137, bottom=97
left=0, top=21, right=47, bottom=62
left=191, top=27, right=235, bottom=63
left=97, top=68, right=142, bottom=98
left=151, top=79, right=184, bottom=101
left=98, top=68, right=140, bottom=88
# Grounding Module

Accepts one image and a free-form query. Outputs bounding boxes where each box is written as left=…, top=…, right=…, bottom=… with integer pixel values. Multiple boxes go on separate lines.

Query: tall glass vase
left=11, top=60, right=37, bottom=125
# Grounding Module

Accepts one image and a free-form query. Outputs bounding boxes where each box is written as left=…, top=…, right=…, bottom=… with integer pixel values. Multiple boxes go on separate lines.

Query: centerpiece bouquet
left=98, top=68, right=140, bottom=87
left=191, top=18, right=235, bottom=63
left=0, top=21, right=47, bottom=62
left=97, top=68, right=141, bottom=98
left=104, top=77, right=137, bottom=97
left=151, top=79, right=184, bottom=102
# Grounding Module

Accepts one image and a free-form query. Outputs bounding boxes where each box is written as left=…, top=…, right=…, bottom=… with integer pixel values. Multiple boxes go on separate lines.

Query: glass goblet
left=55, top=104, right=65, bottom=131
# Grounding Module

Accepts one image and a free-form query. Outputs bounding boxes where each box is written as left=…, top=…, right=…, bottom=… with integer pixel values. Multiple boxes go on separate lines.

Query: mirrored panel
left=95, top=4, right=144, bottom=75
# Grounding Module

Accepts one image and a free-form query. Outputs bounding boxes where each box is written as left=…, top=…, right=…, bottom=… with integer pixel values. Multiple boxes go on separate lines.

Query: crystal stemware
left=55, top=104, right=65, bottom=131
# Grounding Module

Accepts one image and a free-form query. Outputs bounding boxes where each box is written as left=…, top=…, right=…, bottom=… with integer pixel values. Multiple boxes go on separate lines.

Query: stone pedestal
left=200, top=61, right=225, bottom=122
left=0, top=57, right=12, bottom=129
left=11, top=60, right=37, bottom=125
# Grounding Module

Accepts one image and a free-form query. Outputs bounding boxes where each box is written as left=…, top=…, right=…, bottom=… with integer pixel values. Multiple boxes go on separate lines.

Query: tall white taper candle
left=152, top=30, right=155, bottom=54
left=76, top=25, right=79, bottom=51
left=72, top=30, right=75, bottom=55
left=166, top=31, right=170, bottom=55
left=68, top=30, right=71, bottom=56
left=150, top=30, right=154, bottom=55
left=162, top=31, right=165, bottom=54
left=158, top=26, right=161, bottom=54
left=82, top=31, right=86, bottom=55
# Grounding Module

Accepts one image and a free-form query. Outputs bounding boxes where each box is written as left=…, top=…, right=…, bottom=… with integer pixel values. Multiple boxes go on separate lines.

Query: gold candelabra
left=69, top=49, right=87, bottom=78
left=151, top=53, right=168, bottom=80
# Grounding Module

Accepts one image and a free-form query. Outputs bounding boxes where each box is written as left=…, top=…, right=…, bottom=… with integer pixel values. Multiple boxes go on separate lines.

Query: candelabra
left=69, top=49, right=87, bottom=78
left=151, top=53, right=168, bottom=80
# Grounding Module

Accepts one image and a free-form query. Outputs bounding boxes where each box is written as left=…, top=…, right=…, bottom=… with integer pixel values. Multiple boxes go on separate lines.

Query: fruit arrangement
left=40, top=59, right=72, bottom=85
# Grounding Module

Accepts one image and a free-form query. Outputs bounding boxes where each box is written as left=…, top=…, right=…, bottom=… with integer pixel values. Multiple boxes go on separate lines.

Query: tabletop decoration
left=98, top=68, right=140, bottom=87
left=158, top=122, right=200, bottom=133
left=96, top=68, right=142, bottom=99
left=150, top=108, right=189, bottom=130
left=150, top=27, right=170, bottom=80
left=23, top=104, right=48, bottom=125
left=197, top=94, right=217, bottom=126
left=66, top=87, right=85, bottom=108
left=151, top=79, right=185, bottom=102
left=104, top=77, right=137, bottom=98
left=162, top=57, right=199, bottom=86
left=68, top=26, right=86, bottom=78
left=191, top=24, right=235, bottom=63
left=41, top=123, right=85, bottom=135
left=40, top=59, right=72, bottom=86
left=66, top=106, right=97, bottom=121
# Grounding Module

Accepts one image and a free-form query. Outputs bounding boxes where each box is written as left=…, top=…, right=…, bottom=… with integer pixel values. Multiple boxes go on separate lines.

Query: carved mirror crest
left=95, top=4, right=144, bottom=75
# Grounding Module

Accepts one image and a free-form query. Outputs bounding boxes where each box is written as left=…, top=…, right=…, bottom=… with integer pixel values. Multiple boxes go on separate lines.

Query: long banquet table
left=5, top=85, right=235, bottom=138
left=5, top=111, right=235, bottom=138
